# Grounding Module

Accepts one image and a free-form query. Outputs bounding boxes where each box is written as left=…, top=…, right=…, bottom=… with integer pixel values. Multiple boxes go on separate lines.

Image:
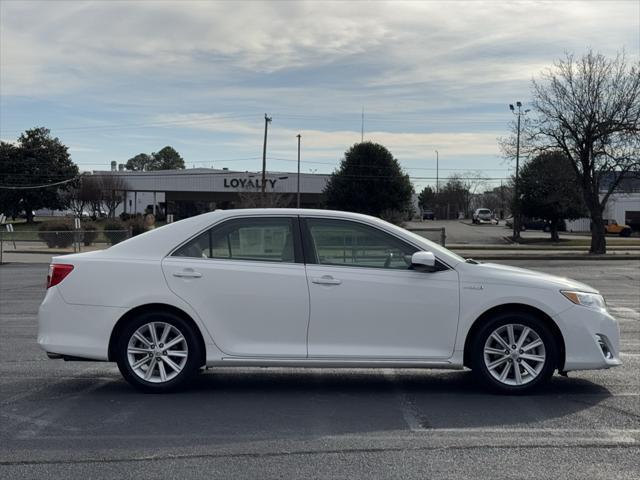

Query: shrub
left=104, top=219, right=127, bottom=245
left=379, top=209, right=408, bottom=227
left=82, top=222, right=98, bottom=246
left=119, top=212, right=142, bottom=221
left=128, top=217, right=147, bottom=237
left=38, top=221, right=74, bottom=248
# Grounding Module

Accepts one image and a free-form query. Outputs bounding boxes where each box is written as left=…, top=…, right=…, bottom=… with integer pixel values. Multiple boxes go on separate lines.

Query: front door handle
left=311, top=275, right=342, bottom=285
left=173, top=269, right=202, bottom=278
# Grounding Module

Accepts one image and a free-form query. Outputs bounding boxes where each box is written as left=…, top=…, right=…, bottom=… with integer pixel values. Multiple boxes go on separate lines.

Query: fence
left=407, top=227, right=447, bottom=247
left=0, top=230, right=130, bottom=263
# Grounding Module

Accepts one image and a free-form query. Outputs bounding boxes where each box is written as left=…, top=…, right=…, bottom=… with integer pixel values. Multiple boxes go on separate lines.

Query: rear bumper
left=554, top=304, right=622, bottom=371
left=37, top=287, right=126, bottom=361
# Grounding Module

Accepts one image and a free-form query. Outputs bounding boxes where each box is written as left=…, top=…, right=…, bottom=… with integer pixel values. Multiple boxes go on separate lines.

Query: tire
left=115, top=311, right=203, bottom=393
left=470, top=312, right=557, bottom=394
left=620, top=229, right=631, bottom=237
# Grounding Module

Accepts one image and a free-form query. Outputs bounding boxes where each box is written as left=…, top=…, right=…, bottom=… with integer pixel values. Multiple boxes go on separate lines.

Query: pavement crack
left=1, top=443, right=639, bottom=467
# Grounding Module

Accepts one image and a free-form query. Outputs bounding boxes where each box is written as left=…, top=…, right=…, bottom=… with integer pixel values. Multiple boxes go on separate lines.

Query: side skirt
left=209, top=357, right=463, bottom=369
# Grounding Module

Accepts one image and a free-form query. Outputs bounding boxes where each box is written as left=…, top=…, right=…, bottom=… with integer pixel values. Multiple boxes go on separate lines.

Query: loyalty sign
left=223, top=178, right=277, bottom=189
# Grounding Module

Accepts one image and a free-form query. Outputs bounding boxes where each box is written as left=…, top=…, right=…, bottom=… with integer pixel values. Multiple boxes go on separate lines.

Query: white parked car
left=472, top=208, right=495, bottom=224
left=38, top=209, right=621, bottom=393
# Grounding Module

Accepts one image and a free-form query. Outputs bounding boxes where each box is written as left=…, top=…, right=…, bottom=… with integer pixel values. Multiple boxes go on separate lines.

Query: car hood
left=462, top=262, right=599, bottom=293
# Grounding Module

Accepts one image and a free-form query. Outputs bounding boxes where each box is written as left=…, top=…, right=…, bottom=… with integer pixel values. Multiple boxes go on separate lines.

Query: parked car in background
left=505, top=217, right=566, bottom=232
left=603, top=219, right=632, bottom=237
left=422, top=209, right=435, bottom=220
left=63, top=209, right=91, bottom=218
left=18, top=210, right=36, bottom=219
left=38, top=209, right=621, bottom=394
left=472, top=208, right=496, bottom=224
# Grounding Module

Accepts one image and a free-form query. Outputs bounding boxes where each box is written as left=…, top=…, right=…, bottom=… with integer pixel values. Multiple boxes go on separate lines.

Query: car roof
left=100, top=208, right=463, bottom=265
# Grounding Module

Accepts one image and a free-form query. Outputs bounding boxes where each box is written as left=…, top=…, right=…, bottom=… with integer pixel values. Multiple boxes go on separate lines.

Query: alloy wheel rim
left=483, top=323, right=546, bottom=386
left=127, top=322, right=189, bottom=383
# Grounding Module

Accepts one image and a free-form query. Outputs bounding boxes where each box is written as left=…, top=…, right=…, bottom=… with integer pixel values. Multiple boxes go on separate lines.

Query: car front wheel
left=471, top=312, right=557, bottom=394
left=115, top=311, right=202, bottom=392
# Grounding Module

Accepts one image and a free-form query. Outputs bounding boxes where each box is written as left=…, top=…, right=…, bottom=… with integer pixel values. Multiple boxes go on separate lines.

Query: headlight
left=561, top=290, right=607, bottom=311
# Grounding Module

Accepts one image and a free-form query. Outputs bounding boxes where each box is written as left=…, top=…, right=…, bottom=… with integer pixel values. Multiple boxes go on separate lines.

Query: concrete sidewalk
left=454, top=250, right=640, bottom=261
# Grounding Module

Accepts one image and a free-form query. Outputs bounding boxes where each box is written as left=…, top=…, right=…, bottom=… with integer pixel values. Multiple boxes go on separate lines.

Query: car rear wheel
left=471, top=312, right=557, bottom=394
left=115, top=311, right=202, bottom=392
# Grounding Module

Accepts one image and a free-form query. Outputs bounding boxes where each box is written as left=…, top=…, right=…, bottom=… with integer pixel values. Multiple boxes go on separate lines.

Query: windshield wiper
left=465, top=258, right=480, bottom=264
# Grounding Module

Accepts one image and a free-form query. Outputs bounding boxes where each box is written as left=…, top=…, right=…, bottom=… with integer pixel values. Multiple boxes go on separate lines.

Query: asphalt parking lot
left=1, top=261, right=639, bottom=479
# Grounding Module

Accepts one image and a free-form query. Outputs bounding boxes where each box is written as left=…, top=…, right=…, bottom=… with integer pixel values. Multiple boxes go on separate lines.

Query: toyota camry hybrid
left=38, top=209, right=621, bottom=393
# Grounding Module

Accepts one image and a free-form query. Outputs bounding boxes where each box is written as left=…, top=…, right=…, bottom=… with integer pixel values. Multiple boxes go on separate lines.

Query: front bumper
left=553, top=304, right=622, bottom=371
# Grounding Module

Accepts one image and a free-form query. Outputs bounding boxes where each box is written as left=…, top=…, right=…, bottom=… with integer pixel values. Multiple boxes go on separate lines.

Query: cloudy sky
left=1, top=0, right=638, bottom=190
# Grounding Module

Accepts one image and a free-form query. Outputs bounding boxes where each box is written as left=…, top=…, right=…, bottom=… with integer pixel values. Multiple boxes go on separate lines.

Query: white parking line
left=15, top=378, right=114, bottom=439
left=383, top=370, right=424, bottom=431
left=610, top=307, right=640, bottom=319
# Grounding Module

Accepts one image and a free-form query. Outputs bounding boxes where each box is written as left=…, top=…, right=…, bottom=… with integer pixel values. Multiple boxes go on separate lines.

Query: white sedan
left=38, top=209, right=621, bottom=393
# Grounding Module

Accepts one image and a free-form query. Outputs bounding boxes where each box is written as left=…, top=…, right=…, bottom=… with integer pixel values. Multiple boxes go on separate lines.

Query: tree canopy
left=125, top=153, right=153, bottom=171
left=417, top=186, right=436, bottom=210
left=322, top=142, right=413, bottom=222
left=528, top=50, right=640, bottom=253
left=0, top=127, right=78, bottom=223
left=519, top=151, right=586, bottom=241
left=125, top=147, right=185, bottom=171
left=153, top=146, right=185, bottom=170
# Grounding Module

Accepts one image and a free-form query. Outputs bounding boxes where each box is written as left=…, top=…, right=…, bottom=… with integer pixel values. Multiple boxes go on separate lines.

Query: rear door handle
left=311, top=275, right=342, bottom=285
left=173, top=269, right=202, bottom=278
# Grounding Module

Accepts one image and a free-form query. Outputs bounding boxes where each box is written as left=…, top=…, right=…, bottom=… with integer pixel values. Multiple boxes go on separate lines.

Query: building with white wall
left=94, top=168, right=331, bottom=220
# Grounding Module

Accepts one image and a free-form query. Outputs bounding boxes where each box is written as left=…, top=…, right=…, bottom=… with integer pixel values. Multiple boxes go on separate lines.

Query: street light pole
left=509, top=102, right=529, bottom=240
left=261, top=113, right=272, bottom=200
left=296, top=134, right=301, bottom=208
left=435, top=150, right=439, bottom=194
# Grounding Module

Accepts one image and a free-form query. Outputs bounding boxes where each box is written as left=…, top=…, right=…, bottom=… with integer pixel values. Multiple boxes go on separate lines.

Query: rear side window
left=173, top=231, right=210, bottom=258
left=173, top=217, right=297, bottom=263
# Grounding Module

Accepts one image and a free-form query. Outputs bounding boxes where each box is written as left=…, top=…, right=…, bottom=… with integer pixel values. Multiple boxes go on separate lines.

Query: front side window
left=305, top=218, right=417, bottom=269
left=173, top=217, right=296, bottom=263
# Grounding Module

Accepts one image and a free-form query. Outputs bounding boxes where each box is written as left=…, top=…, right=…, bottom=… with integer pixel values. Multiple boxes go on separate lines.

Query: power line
left=0, top=174, right=84, bottom=190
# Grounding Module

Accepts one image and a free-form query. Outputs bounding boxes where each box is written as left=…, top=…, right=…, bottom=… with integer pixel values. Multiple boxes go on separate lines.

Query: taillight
left=47, top=264, right=74, bottom=289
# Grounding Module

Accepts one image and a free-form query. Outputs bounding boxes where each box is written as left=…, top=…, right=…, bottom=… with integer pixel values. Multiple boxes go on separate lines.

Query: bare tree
left=236, top=189, right=293, bottom=208
left=63, top=175, right=102, bottom=217
left=98, top=174, right=128, bottom=218
left=459, top=171, right=487, bottom=218
left=529, top=50, right=640, bottom=253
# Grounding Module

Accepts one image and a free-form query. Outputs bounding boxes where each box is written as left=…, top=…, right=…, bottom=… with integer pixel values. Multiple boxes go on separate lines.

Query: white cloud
left=152, top=113, right=502, bottom=161
left=1, top=0, right=637, bottom=97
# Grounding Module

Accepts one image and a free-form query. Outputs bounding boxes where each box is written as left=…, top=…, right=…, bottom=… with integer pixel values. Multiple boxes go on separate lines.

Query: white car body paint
left=38, top=209, right=621, bottom=374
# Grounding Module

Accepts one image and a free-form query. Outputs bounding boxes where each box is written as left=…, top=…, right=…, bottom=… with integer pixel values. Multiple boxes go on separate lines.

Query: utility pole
left=296, top=134, right=301, bottom=208
left=261, top=114, right=272, bottom=199
left=435, top=150, right=439, bottom=194
left=509, top=102, right=529, bottom=239
left=361, top=107, right=364, bottom=143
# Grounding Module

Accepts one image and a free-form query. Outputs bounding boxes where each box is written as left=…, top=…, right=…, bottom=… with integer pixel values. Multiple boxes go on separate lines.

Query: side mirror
left=411, top=251, right=436, bottom=272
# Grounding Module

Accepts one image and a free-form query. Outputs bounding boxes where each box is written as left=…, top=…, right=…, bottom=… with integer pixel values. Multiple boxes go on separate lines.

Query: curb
left=458, top=254, right=640, bottom=261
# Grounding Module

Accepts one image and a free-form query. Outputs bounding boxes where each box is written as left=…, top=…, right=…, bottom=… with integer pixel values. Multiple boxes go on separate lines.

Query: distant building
left=566, top=172, right=640, bottom=232
left=93, top=168, right=331, bottom=219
